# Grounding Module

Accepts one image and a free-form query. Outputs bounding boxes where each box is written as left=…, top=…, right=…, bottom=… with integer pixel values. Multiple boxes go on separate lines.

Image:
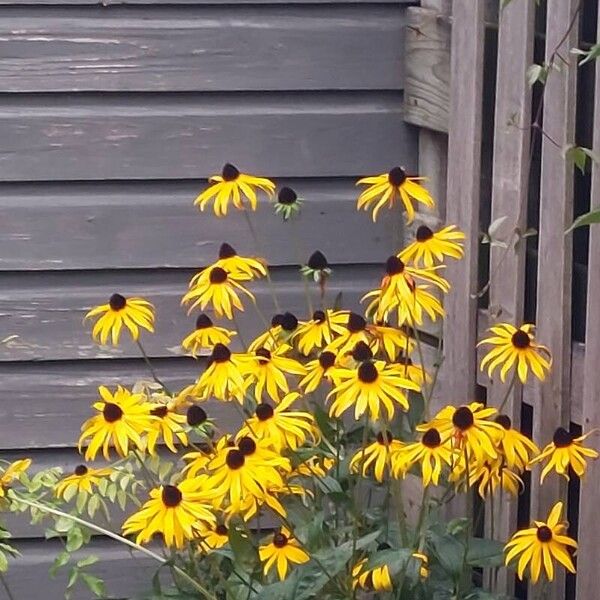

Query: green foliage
left=566, top=208, right=600, bottom=233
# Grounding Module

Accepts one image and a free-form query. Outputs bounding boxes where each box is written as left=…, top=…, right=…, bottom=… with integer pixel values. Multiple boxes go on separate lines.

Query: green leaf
left=526, top=64, right=547, bottom=86
left=76, top=490, right=88, bottom=513
left=427, top=529, right=465, bottom=578
left=80, top=573, right=106, bottom=597
left=66, top=567, right=79, bottom=590
left=0, top=552, right=8, bottom=573
left=66, top=526, right=84, bottom=552
left=76, top=555, right=98, bottom=569
left=572, top=42, right=600, bottom=65
left=566, top=208, right=600, bottom=233
left=228, top=527, right=258, bottom=569
left=364, top=548, right=412, bottom=576
left=62, top=484, right=78, bottom=504
left=466, top=538, right=505, bottom=568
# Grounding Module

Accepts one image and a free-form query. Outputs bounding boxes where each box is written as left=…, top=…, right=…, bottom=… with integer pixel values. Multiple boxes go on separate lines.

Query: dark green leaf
left=228, top=527, right=258, bottom=569
left=466, top=538, right=505, bottom=568
left=80, top=573, right=106, bottom=597
left=427, top=529, right=465, bottom=577
left=566, top=208, right=600, bottom=233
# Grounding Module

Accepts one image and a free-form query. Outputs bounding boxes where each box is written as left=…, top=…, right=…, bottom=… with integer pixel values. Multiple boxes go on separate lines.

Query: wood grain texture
left=442, top=0, right=484, bottom=402
left=0, top=179, right=393, bottom=270
left=0, top=6, right=405, bottom=92
left=0, top=93, right=415, bottom=182
left=403, top=6, right=450, bottom=133
left=575, top=11, right=600, bottom=597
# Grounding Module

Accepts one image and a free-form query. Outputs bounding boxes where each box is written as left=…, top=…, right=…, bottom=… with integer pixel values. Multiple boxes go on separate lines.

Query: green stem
left=0, top=573, right=15, bottom=600
left=497, top=370, right=518, bottom=414
left=136, top=340, right=171, bottom=394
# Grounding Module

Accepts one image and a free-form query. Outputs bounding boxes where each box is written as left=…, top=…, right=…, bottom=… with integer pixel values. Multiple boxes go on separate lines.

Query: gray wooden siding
left=0, top=0, right=415, bottom=597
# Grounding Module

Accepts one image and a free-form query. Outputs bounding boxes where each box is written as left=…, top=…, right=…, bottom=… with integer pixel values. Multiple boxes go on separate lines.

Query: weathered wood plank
left=0, top=7, right=405, bottom=92
left=0, top=179, right=392, bottom=270
left=442, top=0, right=485, bottom=402
left=485, top=2, right=534, bottom=593
left=0, top=265, right=380, bottom=362
left=529, top=3, right=578, bottom=598
left=575, top=11, right=600, bottom=596
left=404, top=6, right=450, bottom=133
left=0, top=93, right=415, bottom=182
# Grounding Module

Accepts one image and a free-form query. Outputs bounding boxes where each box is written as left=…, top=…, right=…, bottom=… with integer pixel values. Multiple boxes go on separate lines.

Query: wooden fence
left=407, top=1, right=599, bottom=598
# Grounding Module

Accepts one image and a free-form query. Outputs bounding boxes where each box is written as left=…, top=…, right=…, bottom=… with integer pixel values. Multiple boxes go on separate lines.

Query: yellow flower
left=368, top=322, right=415, bottom=361
left=194, top=163, right=275, bottom=217
left=393, top=428, right=454, bottom=486
left=243, top=344, right=306, bottom=403
left=183, top=436, right=233, bottom=479
left=122, top=478, right=216, bottom=549
left=505, top=501, right=576, bottom=583
left=493, top=414, right=539, bottom=472
left=291, top=456, right=336, bottom=479
left=529, top=427, right=598, bottom=482
left=299, top=350, right=338, bottom=393
left=399, top=225, right=465, bottom=267
left=352, top=556, right=393, bottom=591
left=327, top=360, right=420, bottom=421
left=466, top=459, right=523, bottom=499
left=395, top=355, right=428, bottom=387
left=197, top=522, right=230, bottom=553
left=0, top=459, right=32, bottom=497
left=194, top=344, right=249, bottom=403
left=349, top=432, right=404, bottom=482
left=293, top=309, right=347, bottom=356
left=356, top=167, right=434, bottom=223
left=182, top=314, right=236, bottom=357
left=412, top=552, right=429, bottom=579
left=419, top=403, right=502, bottom=466
left=55, top=465, right=112, bottom=500
left=146, top=402, right=188, bottom=455
left=212, top=243, right=267, bottom=279
left=182, top=267, right=254, bottom=320
left=248, top=312, right=302, bottom=352
left=85, top=294, right=154, bottom=345
left=78, top=386, right=156, bottom=461
left=238, top=392, right=318, bottom=451
left=478, top=323, right=551, bottom=383
left=259, top=529, right=310, bottom=580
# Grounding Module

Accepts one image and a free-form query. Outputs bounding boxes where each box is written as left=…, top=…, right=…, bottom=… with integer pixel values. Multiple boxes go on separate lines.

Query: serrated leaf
left=49, top=551, right=71, bottom=578
left=62, top=484, right=78, bottom=504
left=87, top=494, right=100, bottom=518
left=76, top=490, right=88, bottom=513
left=76, top=555, right=98, bottom=569
left=66, top=567, right=79, bottom=590
left=66, top=526, right=84, bottom=552
left=117, top=489, right=128, bottom=511
left=80, top=573, right=106, bottom=597
left=54, top=516, right=73, bottom=533
left=566, top=208, right=600, bottom=233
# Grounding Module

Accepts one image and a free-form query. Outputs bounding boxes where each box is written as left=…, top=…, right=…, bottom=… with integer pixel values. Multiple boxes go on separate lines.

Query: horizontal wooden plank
left=0, top=179, right=393, bottom=270
left=0, top=265, right=382, bottom=362
left=0, top=6, right=404, bottom=92
left=0, top=93, right=414, bottom=182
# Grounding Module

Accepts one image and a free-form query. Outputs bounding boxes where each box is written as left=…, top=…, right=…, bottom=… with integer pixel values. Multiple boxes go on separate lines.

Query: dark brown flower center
left=388, top=167, right=407, bottom=187
left=307, top=251, right=328, bottom=270
left=312, top=310, right=326, bottom=323
left=209, top=267, right=228, bottom=284
left=103, top=402, right=123, bottom=423
left=271, top=314, right=284, bottom=327
left=358, top=361, right=378, bottom=383
left=347, top=312, right=367, bottom=333
left=536, top=525, right=553, bottom=543
left=553, top=427, right=574, bottom=448
left=255, top=348, right=272, bottom=362
left=422, top=428, right=442, bottom=448
left=273, top=533, right=288, bottom=548
left=151, top=405, right=169, bottom=418
left=211, top=343, right=231, bottom=363
left=74, top=465, right=88, bottom=477
left=221, top=163, right=240, bottom=181
left=256, top=403, right=274, bottom=421
left=397, top=355, right=413, bottom=367
left=319, top=351, right=336, bottom=370
left=376, top=431, right=393, bottom=445
left=195, top=314, right=213, bottom=329
left=216, top=524, right=228, bottom=536
left=416, top=225, right=434, bottom=242
left=452, top=406, right=474, bottom=431
left=281, top=312, right=299, bottom=332
left=109, top=293, right=127, bottom=311
left=219, top=243, right=237, bottom=259
left=352, top=341, right=373, bottom=362
left=162, top=485, right=183, bottom=508
left=386, top=255, right=405, bottom=276
left=511, top=330, right=531, bottom=349
left=226, top=449, right=245, bottom=470
left=278, top=187, right=298, bottom=205
left=187, top=405, right=207, bottom=426
left=495, top=414, right=512, bottom=430
left=238, top=436, right=256, bottom=456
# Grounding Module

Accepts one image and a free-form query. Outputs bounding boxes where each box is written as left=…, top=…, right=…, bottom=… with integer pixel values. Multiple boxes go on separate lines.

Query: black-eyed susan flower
left=369, top=322, right=415, bottom=361
left=214, top=243, right=267, bottom=280
left=194, top=163, right=275, bottom=217
left=0, top=459, right=31, bottom=497
left=259, top=529, right=310, bottom=580
left=326, top=312, right=372, bottom=355
left=419, top=403, right=502, bottom=466
left=504, top=501, right=576, bottom=583
left=300, top=350, right=338, bottom=393
left=243, top=344, right=306, bottom=403
left=300, top=251, right=332, bottom=285
left=274, top=186, right=303, bottom=220
left=122, top=478, right=216, bottom=549
left=146, top=402, right=188, bottom=455
left=85, top=294, right=154, bottom=345
left=293, top=309, right=347, bottom=356
left=478, top=323, right=551, bottom=383
left=395, top=355, right=428, bottom=387
left=249, top=312, right=301, bottom=351
left=327, top=359, right=420, bottom=421
left=349, top=431, right=404, bottom=482
left=183, top=435, right=233, bottom=479
left=197, top=522, right=230, bottom=553
left=399, top=225, right=465, bottom=267
left=393, top=428, right=454, bottom=485
left=462, top=458, right=523, bottom=499
left=493, top=414, right=539, bottom=472
left=55, top=465, right=112, bottom=501
left=182, top=267, right=254, bottom=320
left=291, top=456, right=336, bottom=479
left=352, top=555, right=393, bottom=591
left=78, top=386, right=156, bottom=461
left=356, top=167, right=434, bottom=223
left=237, top=392, right=317, bottom=451
left=186, top=404, right=208, bottom=428
left=194, top=344, right=249, bottom=403
left=529, top=427, right=599, bottom=482
left=182, top=314, right=236, bottom=357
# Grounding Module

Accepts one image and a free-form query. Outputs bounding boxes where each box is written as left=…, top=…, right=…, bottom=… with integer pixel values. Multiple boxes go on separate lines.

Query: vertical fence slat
left=530, top=2, right=578, bottom=598
left=486, top=1, right=534, bottom=593
left=575, top=10, right=600, bottom=597
left=443, top=0, right=485, bottom=402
